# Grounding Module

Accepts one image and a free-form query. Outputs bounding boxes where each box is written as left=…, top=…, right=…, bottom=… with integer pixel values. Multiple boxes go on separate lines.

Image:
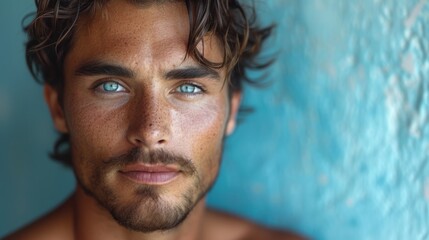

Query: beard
left=74, top=147, right=216, bottom=233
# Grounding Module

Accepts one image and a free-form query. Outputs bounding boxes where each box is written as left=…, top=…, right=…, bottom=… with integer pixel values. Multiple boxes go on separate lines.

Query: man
left=6, top=0, right=305, bottom=239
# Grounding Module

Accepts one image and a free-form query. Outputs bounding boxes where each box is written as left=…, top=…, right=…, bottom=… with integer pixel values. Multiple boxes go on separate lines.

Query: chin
left=78, top=172, right=211, bottom=232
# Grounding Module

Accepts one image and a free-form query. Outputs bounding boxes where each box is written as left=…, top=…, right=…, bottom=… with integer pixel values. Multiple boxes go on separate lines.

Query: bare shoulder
left=204, top=208, right=308, bottom=240
left=3, top=198, right=73, bottom=240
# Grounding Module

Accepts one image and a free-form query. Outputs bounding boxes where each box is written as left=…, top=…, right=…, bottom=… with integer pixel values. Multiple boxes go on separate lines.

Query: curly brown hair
left=24, top=0, right=274, bottom=167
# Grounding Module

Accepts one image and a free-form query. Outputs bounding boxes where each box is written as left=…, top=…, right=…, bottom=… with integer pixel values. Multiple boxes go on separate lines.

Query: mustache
left=102, top=148, right=196, bottom=175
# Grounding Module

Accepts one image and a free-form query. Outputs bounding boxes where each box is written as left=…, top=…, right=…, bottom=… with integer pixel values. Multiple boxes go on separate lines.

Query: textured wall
left=1, top=0, right=429, bottom=239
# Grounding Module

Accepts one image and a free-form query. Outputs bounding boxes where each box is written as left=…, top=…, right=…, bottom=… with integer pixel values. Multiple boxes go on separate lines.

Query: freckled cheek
left=64, top=95, right=127, bottom=160
left=173, top=103, right=229, bottom=182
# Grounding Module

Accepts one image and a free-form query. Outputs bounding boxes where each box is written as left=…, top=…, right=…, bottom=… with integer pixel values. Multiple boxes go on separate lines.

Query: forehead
left=65, top=0, right=223, bottom=76
left=69, top=1, right=187, bottom=65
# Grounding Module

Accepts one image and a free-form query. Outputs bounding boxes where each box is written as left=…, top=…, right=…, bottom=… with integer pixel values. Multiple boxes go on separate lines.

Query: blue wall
left=1, top=1, right=429, bottom=239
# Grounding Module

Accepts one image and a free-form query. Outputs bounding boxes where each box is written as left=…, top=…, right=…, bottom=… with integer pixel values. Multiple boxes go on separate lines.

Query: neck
left=72, top=186, right=207, bottom=240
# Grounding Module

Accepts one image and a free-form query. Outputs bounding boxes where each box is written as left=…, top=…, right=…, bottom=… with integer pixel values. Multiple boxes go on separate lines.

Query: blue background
left=2, top=1, right=429, bottom=239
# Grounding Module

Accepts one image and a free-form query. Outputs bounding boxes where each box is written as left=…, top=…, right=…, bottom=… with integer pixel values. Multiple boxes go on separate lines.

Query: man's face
left=45, top=0, right=240, bottom=232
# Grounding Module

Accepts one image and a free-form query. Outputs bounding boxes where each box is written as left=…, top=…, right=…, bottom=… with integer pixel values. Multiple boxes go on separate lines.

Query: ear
left=226, top=91, right=242, bottom=136
left=44, top=85, right=68, bottom=133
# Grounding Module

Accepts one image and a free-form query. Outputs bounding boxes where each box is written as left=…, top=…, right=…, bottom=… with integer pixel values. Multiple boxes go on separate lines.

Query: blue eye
left=177, top=84, right=202, bottom=94
left=99, top=81, right=126, bottom=92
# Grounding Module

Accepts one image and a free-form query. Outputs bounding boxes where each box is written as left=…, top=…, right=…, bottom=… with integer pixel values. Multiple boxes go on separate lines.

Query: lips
left=118, top=164, right=180, bottom=185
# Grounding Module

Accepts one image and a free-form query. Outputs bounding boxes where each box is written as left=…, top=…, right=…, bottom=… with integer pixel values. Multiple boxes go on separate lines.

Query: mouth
left=118, top=164, right=180, bottom=185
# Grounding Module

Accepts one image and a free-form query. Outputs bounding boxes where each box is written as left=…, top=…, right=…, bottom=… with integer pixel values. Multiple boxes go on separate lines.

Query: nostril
left=158, top=139, right=166, bottom=144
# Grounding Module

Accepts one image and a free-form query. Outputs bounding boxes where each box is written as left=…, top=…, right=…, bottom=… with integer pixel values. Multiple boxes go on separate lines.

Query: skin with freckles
left=61, top=1, right=231, bottom=233
left=59, top=1, right=237, bottom=236
left=5, top=1, right=306, bottom=240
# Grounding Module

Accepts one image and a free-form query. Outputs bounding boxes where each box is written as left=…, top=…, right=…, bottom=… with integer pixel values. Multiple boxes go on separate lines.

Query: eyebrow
left=165, top=66, right=220, bottom=81
left=74, top=60, right=220, bottom=81
left=75, top=61, right=135, bottom=78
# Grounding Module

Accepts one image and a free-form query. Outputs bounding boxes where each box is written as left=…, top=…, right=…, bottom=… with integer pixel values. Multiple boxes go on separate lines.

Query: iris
left=103, top=82, right=120, bottom=92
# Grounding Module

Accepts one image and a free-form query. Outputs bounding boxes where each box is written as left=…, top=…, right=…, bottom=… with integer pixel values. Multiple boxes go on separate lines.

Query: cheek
left=63, top=92, right=128, bottom=160
left=172, top=98, right=229, bottom=181
left=175, top=100, right=227, bottom=148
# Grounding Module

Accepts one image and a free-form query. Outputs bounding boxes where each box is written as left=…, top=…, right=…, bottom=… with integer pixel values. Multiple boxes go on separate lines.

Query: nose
left=126, top=94, right=170, bottom=148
